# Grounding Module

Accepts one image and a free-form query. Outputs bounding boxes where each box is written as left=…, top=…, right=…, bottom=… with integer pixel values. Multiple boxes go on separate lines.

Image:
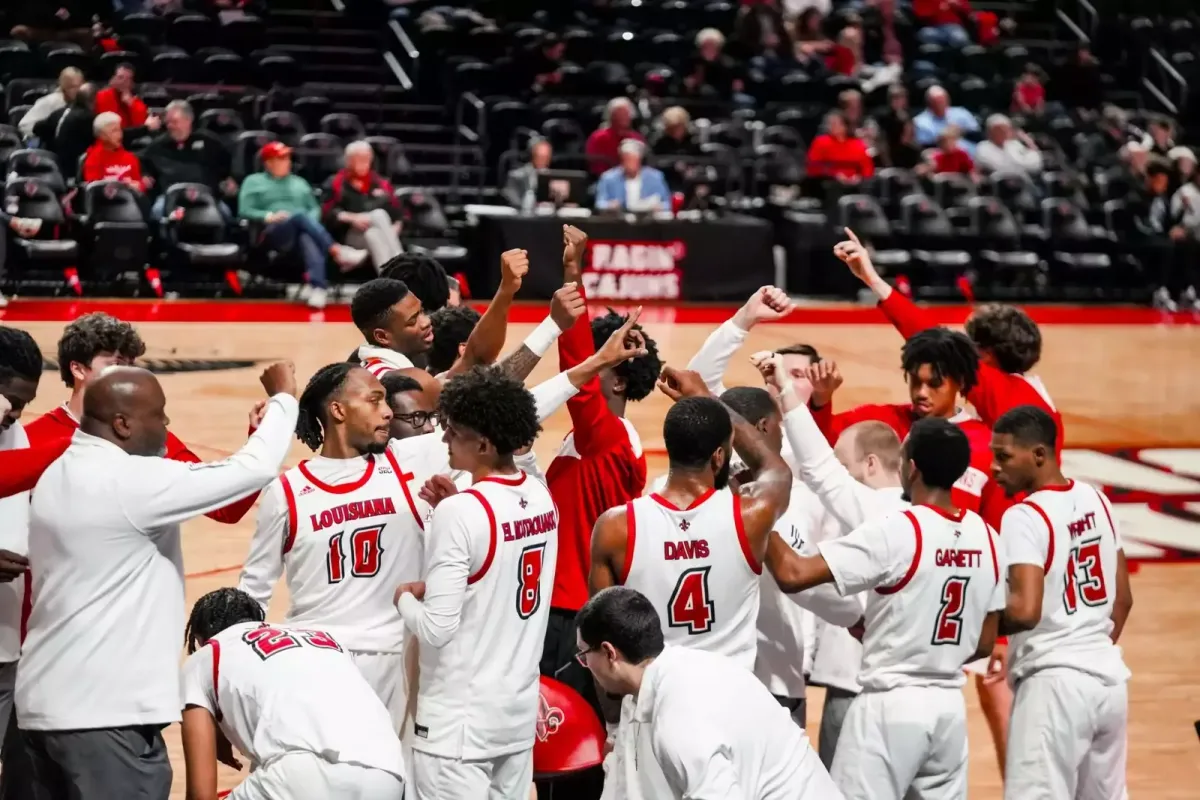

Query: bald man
left=13, top=363, right=299, bottom=800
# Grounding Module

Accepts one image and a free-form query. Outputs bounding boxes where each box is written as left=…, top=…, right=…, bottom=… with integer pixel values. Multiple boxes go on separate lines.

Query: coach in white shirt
left=577, top=586, right=842, bottom=800
left=16, top=362, right=300, bottom=800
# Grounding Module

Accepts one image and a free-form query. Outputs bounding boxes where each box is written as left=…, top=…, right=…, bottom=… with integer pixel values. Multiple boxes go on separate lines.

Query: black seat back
left=901, top=194, right=953, bottom=235
left=838, top=194, right=891, bottom=239
left=968, top=196, right=1019, bottom=239
left=163, top=182, right=226, bottom=243
left=84, top=180, right=146, bottom=224
left=7, top=149, right=64, bottom=194
left=5, top=177, right=65, bottom=224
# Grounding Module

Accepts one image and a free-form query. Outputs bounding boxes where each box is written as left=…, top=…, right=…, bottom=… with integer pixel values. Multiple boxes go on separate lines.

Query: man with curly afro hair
left=22, top=313, right=261, bottom=526
left=835, top=229, right=1063, bottom=452
left=395, top=366, right=558, bottom=800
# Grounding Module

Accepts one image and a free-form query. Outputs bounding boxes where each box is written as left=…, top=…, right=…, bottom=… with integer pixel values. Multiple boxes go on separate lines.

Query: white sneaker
left=1152, top=286, right=1178, bottom=312
left=1181, top=286, right=1199, bottom=311
left=307, top=286, right=328, bottom=310
left=0, top=293, right=8, bottom=308
left=332, top=245, right=369, bottom=272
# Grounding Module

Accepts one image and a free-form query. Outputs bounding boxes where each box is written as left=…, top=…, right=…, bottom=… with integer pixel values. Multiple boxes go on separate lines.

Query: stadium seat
left=78, top=180, right=150, bottom=283
left=900, top=194, right=972, bottom=278
left=0, top=44, right=36, bottom=82
left=3, top=177, right=79, bottom=286
left=261, top=112, right=307, bottom=148
left=198, top=109, right=245, bottom=143
left=295, top=133, right=343, bottom=185
left=838, top=194, right=909, bottom=267
left=222, top=15, right=267, bottom=56
left=320, top=113, right=366, bottom=142
left=363, top=136, right=410, bottom=182
left=118, top=12, right=167, bottom=44
left=232, top=131, right=279, bottom=180
left=151, top=51, right=199, bottom=83
left=170, top=14, right=217, bottom=53
left=255, top=54, right=301, bottom=88
left=7, top=150, right=64, bottom=195
left=160, top=182, right=242, bottom=278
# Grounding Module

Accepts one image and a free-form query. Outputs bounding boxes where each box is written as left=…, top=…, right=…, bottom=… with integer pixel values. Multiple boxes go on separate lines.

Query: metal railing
left=1143, top=48, right=1188, bottom=115
left=388, top=18, right=421, bottom=91
left=455, top=92, right=487, bottom=147
left=1054, top=0, right=1097, bottom=43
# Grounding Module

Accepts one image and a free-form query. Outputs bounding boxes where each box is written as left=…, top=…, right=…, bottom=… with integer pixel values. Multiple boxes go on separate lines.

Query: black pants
left=19, top=725, right=171, bottom=800
left=537, top=607, right=606, bottom=800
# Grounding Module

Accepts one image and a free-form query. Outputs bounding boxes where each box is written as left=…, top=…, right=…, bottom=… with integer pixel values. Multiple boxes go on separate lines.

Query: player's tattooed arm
left=589, top=507, right=629, bottom=595
left=499, top=345, right=543, bottom=382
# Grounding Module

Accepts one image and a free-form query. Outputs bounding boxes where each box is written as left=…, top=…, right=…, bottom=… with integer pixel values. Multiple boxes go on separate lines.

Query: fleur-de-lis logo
left=535, top=694, right=564, bottom=742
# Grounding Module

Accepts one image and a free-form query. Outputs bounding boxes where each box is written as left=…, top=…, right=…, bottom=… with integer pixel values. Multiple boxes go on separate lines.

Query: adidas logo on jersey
left=298, top=485, right=314, bottom=496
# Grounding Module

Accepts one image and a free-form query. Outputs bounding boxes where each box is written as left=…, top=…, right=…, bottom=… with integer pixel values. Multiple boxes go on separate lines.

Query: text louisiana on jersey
left=1063, top=446, right=1200, bottom=563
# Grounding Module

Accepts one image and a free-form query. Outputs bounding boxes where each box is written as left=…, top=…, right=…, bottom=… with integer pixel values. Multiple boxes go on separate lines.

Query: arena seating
left=0, top=0, right=1196, bottom=306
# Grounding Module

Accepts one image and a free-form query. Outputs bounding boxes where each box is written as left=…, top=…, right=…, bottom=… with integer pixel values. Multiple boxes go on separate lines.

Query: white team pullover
left=18, top=394, right=298, bottom=731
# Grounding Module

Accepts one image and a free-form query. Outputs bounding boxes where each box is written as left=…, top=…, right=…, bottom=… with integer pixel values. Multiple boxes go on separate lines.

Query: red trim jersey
left=818, top=504, right=1005, bottom=691
left=406, top=471, right=559, bottom=760
left=238, top=452, right=425, bottom=653
left=182, top=621, right=405, bottom=777
left=623, top=488, right=761, bottom=671
left=1003, top=480, right=1130, bottom=686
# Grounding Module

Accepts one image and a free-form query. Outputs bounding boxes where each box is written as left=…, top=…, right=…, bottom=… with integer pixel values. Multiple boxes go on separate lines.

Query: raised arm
left=236, top=479, right=289, bottom=613
left=443, top=249, right=528, bottom=378
left=0, top=437, right=71, bottom=499
left=500, top=284, right=586, bottom=382
left=589, top=505, right=630, bottom=595
left=685, top=286, right=794, bottom=395
left=165, top=409, right=265, bottom=525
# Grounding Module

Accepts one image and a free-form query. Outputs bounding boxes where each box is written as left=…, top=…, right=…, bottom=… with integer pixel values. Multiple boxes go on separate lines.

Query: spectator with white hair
left=320, top=141, right=405, bottom=269
left=974, top=114, right=1042, bottom=175
left=141, top=100, right=235, bottom=220
left=685, top=28, right=746, bottom=101
left=82, top=112, right=145, bottom=190
left=913, top=85, right=979, bottom=155
left=18, top=67, right=84, bottom=140
left=594, top=139, right=671, bottom=212
left=502, top=137, right=553, bottom=208
left=585, top=97, right=644, bottom=176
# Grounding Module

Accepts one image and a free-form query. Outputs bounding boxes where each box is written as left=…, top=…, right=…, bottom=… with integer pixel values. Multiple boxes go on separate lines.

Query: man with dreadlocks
left=180, top=588, right=405, bottom=799
left=0, top=326, right=43, bottom=774
left=380, top=252, right=454, bottom=314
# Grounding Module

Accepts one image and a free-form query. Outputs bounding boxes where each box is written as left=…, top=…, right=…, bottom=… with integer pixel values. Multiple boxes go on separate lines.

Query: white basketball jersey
left=854, top=506, right=1001, bottom=692
left=182, top=621, right=404, bottom=777
left=624, top=488, right=761, bottom=671
left=1006, top=480, right=1131, bottom=686
left=279, top=450, right=425, bottom=652
left=413, top=471, right=558, bottom=760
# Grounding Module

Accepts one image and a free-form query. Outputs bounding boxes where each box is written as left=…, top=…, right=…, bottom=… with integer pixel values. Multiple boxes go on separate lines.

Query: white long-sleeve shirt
left=781, top=405, right=908, bottom=693
left=17, top=394, right=298, bottom=731
left=18, top=91, right=66, bottom=139
left=0, top=421, right=30, bottom=664
left=633, top=646, right=841, bottom=800
left=975, top=138, right=1043, bottom=175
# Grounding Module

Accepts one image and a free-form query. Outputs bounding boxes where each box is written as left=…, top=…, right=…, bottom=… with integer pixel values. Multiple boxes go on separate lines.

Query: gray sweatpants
left=818, top=687, right=857, bottom=770
left=19, top=725, right=171, bottom=800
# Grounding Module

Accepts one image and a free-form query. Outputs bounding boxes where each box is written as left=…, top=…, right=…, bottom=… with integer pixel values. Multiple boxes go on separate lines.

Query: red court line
left=186, top=563, right=244, bottom=580
left=2, top=298, right=1197, bottom=325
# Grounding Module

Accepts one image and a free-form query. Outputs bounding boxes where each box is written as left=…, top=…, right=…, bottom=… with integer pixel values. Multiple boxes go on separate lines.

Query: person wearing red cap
left=238, top=142, right=368, bottom=310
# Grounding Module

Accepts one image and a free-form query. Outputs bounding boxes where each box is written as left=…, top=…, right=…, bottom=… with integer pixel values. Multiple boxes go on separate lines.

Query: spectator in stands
left=1011, top=64, right=1046, bottom=116
left=806, top=110, right=874, bottom=182
left=1145, top=119, right=1176, bottom=159
left=684, top=29, right=746, bottom=101
left=239, top=142, right=367, bottom=309
left=10, top=0, right=104, bottom=47
left=929, top=126, right=975, bottom=176
left=322, top=141, right=405, bottom=270
left=524, top=32, right=565, bottom=93
left=974, top=114, right=1042, bottom=175
left=594, top=139, right=671, bottom=212
left=878, top=83, right=910, bottom=147
left=35, top=82, right=95, bottom=176
left=650, top=107, right=701, bottom=191
left=912, top=0, right=972, bottom=48
left=792, top=6, right=833, bottom=71
left=18, top=68, right=84, bottom=141
left=585, top=97, right=644, bottom=176
left=1135, top=161, right=1175, bottom=236
left=502, top=137, right=553, bottom=209
left=914, top=85, right=979, bottom=156
left=734, top=0, right=792, bottom=64
left=141, top=100, right=235, bottom=221
left=1169, top=147, right=1196, bottom=192
left=95, top=63, right=160, bottom=134
left=1056, top=45, right=1103, bottom=111
left=82, top=112, right=145, bottom=190
left=1170, top=168, right=1200, bottom=239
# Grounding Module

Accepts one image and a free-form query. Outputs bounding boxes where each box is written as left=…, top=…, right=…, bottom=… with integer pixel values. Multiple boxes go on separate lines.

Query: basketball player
left=990, top=405, right=1132, bottom=800
left=392, top=366, right=566, bottom=799
left=19, top=362, right=298, bottom=800
left=761, top=417, right=1005, bottom=800
left=757, top=353, right=906, bottom=768
left=576, top=586, right=841, bottom=799
left=0, top=327, right=42, bottom=779
left=238, top=363, right=425, bottom=730
left=429, top=306, right=482, bottom=375
left=382, top=372, right=436, bottom=441
left=832, top=230, right=1027, bottom=768
left=590, top=366, right=795, bottom=671
left=380, top=252, right=455, bottom=313
left=180, top=588, right=405, bottom=799
left=836, top=228, right=1062, bottom=443
left=22, top=312, right=259, bottom=525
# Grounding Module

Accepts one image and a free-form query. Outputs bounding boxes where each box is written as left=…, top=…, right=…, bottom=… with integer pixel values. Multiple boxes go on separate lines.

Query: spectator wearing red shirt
left=930, top=125, right=976, bottom=175
left=913, top=0, right=972, bottom=47
left=321, top=141, right=405, bottom=269
left=584, top=97, right=644, bottom=176
left=82, top=113, right=144, bottom=190
left=806, top=111, right=875, bottom=182
left=539, top=229, right=661, bottom=742
left=1012, top=65, right=1047, bottom=116
left=94, top=63, right=159, bottom=133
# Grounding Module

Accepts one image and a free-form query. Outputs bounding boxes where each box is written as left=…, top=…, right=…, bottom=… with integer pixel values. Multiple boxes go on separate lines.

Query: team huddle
left=0, top=225, right=1131, bottom=800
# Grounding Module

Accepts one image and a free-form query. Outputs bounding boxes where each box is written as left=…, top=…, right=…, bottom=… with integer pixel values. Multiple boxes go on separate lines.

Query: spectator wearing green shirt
left=239, top=142, right=367, bottom=309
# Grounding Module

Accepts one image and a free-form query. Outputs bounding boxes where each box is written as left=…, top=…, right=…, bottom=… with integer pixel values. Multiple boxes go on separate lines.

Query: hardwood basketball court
left=3, top=298, right=1199, bottom=797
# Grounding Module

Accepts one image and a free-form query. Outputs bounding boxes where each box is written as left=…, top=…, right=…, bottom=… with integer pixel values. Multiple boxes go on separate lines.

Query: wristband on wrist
left=777, top=380, right=797, bottom=401
left=524, top=316, right=564, bottom=357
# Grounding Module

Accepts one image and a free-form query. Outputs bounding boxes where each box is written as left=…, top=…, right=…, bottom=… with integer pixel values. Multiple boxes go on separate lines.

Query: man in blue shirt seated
left=595, top=139, right=672, bottom=212
left=914, top=85, right=981, bottom=157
